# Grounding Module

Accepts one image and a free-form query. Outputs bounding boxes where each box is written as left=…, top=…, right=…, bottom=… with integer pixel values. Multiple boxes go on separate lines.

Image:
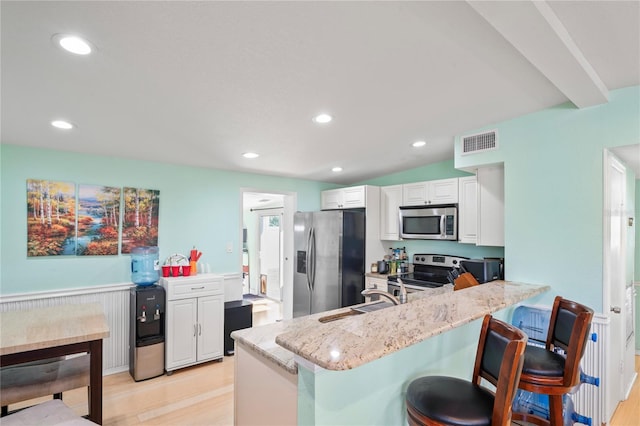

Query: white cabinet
left=364, top=276, right=388, bottom=303
left=321, top=185, right=366, bottom=210
left=379, top=185, right=403, bottom=241
left=457, top=166, right=504, bottom=247
left=160, top=274, right=224, bottom=372
left=402, top=178, right=459, bottom=206
left=458, top=176, right=478, bottom=244
left=477, top=166, right=504, bottom=247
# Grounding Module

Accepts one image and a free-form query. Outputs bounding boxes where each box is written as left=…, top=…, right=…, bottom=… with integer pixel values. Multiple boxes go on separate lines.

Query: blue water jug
left=131, top=246, right=160, bottom=286
left=513, top=391, right=592, bottom=425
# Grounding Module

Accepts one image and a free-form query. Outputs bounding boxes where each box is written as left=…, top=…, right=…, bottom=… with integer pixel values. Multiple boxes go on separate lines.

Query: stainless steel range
left=387, top=254, right=468, bottom=294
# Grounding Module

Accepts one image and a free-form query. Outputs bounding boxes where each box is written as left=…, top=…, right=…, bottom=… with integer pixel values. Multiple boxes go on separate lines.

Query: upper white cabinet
left=379, top=185, right=403, bottom=241
left=458, top=176, right=478, bottom=244
left=476, top=166, right=504, bottom=247
left=402, top=178, right=459, bottom=206
left=321, top=185, right=367, bottom=210
left=458, top=166, right=504, bottom=246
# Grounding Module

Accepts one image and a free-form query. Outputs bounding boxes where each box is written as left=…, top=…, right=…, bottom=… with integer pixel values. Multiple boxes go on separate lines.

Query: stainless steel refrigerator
left=293, top=210, right=365, bottom=318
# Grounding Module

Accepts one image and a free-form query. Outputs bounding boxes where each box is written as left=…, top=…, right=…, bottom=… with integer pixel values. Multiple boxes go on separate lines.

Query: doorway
left=241, top=190, right=296, bottom=323
left=603, top=148, right=637, bottom=420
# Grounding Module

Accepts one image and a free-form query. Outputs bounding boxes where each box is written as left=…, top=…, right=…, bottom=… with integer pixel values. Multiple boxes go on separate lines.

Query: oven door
left=399, top=205, right=457, bottom=240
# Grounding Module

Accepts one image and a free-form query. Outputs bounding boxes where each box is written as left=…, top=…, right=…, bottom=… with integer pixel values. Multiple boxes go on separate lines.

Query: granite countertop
left=233, top=281, right=549, bottom=374
left=0, top=303, right=110, bottom=356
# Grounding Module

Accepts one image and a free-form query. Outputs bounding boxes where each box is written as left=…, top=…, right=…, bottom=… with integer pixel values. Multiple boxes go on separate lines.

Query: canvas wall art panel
left=77, top=184, right=121, bottom=255
left=26, top=179, right=76, bottom=256
left=122, top=187, right=160, bottom=254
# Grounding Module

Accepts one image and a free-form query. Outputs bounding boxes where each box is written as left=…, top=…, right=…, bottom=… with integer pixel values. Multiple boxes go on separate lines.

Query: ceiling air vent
left=462, top=130, right=498, bottom=155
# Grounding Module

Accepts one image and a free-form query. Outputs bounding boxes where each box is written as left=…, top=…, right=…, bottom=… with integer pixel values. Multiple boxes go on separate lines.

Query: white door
left=197, top=295, right=224, bottom=361
left=259, top=210, right=283, bottom=301
left=603, top=151, right=635, bottom=419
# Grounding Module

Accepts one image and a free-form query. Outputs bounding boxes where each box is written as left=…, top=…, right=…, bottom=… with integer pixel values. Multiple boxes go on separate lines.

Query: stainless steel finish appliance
left=129, top=285, right=165, bottom=381
left=399, top=205, right=457, bottom=240
left=387, top=254, right=468, bottom=297
left=293, top=210, right=365, bottom=317
left=460, top=259, right=502, bottom=283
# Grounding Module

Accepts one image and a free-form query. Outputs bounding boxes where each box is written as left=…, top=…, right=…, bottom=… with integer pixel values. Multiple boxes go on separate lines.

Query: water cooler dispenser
left=129, top=246, right=166, bottom=381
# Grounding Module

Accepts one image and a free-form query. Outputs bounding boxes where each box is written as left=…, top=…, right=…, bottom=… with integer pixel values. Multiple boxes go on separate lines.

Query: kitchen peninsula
left=232, top=280, right=549, bottom=425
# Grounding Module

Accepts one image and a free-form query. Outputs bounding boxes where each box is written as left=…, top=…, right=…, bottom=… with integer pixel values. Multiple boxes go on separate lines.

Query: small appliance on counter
left=459, top=259, right=503, bottom=284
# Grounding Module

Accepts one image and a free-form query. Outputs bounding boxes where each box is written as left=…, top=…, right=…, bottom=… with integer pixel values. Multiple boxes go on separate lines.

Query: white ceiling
left=2, top=1, right=639, bottom=184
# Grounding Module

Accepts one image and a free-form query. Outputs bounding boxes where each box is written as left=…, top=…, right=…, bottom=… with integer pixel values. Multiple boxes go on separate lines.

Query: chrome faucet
left=361, top=278, right=408, bottom=305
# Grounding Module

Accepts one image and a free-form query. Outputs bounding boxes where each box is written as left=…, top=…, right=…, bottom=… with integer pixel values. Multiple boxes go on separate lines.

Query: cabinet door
left=341, top=186, right=366, bottom=208
left=402, top=182, right=429, bottom=206
left=166, top=298, right=197, bottom=370
left=197, top=295, right=224, bottom=362
left=428, top=178, right=459, bottom=204
left=321, top=189, right=342, bottom=210
left=380, top=185, right=403, bottom=240
left=477, top=166, right=504, bottom=247
left=458, top=176, right=478, bottom=244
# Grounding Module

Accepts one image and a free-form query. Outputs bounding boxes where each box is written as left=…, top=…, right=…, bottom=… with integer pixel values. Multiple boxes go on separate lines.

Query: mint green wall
left=361, top=159, right=471, bottom=186
left=455, top=86, right=640, bottom=313
left=360, top=159, right=505, bottom=261
left=0, top=144, right=333, bottom=294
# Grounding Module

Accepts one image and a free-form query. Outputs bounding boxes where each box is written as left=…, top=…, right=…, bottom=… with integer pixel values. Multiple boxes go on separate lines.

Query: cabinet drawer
left=160, top=274, right=223, bottom=300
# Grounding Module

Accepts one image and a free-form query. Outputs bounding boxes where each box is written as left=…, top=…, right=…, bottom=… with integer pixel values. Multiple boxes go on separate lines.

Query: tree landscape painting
left=77, top=184, right=121, bottom=256
left=27, top=179, right=76, bottom=256
left=122, top=187, right=160, bottom=254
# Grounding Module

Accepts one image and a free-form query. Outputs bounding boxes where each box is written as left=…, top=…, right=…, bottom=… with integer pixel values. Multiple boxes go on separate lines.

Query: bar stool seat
left=406, top=315, right=528, bottom=426
left=407, top=376, right=495, bottom=425
left=512, top=296, right=594, bottom=426
left=520, top=345, right=565, bottom=377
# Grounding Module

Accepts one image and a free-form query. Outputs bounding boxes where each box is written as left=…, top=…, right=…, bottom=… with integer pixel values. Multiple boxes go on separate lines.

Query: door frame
left=602, top=149, right=636, bottom=420
left=240, top=188, right=296, bottom=320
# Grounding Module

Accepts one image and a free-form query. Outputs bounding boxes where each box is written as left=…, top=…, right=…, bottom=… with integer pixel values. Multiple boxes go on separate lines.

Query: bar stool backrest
left=473, top=315, right=529, bottom=425
left=546, top=296, right=594, bottom=388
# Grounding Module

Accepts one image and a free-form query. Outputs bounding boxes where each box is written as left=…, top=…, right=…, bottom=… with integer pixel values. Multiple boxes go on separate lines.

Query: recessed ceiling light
left=243, top=152, right=259, bottom=159
left=331, top=167, right=343, bottom=172
left=52, top=34, right=94, bottom=55
left=412, top=140, right=427, bottom=148
left=51, top=120, right=74, bottom=130
left=313, top=114, right=333, bottom=124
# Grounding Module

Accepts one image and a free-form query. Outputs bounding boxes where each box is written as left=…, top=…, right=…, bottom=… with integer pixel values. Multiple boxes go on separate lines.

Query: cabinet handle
left=191, top=286, right=205, bottom=290
left=193, top=324, right=197, bottom=337
left=198, top=324, right=202, bottom=336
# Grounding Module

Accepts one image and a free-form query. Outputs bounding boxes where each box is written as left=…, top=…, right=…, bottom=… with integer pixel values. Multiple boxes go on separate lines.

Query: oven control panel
left=412, top=254, right=468, bottom=268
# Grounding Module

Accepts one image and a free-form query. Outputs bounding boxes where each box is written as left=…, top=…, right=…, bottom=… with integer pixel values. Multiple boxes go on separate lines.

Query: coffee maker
left=129, top=285, right=165, bottom=381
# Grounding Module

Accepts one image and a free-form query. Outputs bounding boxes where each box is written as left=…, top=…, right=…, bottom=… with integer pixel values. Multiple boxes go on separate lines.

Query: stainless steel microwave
left=398, top=205, right=457, bottom=240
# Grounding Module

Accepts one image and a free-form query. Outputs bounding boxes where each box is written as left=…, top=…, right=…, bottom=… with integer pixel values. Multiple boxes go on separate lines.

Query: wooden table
left=0, top=303, right=110, bottom=424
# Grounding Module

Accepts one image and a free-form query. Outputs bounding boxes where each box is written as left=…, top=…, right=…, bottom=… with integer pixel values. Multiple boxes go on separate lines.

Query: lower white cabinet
left=160, top=274, right=224, bottom=372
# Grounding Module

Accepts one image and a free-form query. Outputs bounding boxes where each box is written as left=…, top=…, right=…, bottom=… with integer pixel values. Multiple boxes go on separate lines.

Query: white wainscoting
left=0, top=283, right=133, bottom=375
left=0, top=272, right=241, bottom=376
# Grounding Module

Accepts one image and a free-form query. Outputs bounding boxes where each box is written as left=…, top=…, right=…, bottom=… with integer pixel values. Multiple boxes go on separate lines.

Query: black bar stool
left=512, top=296, right=594, bottom=426
left=405, top=315, right=528, bottom=426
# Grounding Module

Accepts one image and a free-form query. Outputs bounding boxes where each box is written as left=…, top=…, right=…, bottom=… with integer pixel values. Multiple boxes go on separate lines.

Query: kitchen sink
left=317, top=301, right=396, bottom=323
left=351, top=301, right=395, bottom=313
left=318, top=309, right=364, bottom=323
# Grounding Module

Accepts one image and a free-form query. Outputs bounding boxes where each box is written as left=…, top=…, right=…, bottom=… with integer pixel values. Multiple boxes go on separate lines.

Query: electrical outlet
left=226, top=242, right=233, bottom=253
